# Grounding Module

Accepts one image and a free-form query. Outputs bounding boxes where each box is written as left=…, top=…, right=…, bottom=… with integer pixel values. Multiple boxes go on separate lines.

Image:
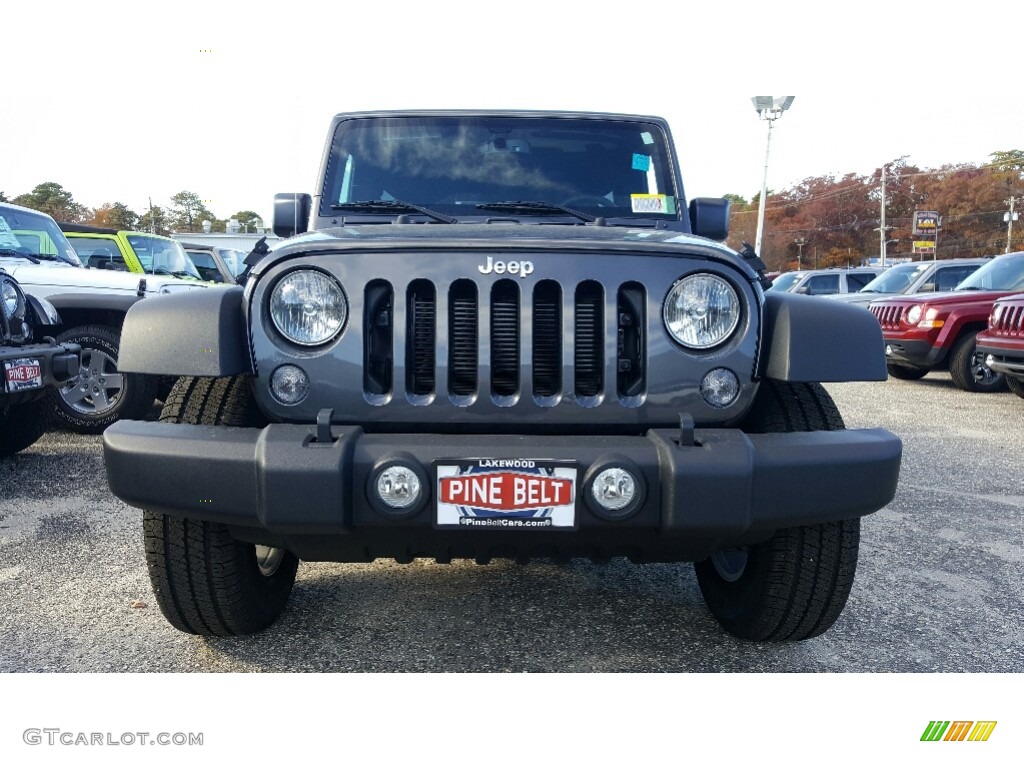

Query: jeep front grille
left=870, top=304, right=905, bottom=329
left=990, top=303, right=1024, bottom=338
left=363, top=278, right=647, bottom=406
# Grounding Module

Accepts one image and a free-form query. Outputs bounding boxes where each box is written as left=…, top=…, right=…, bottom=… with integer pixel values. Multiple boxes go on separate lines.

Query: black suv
left=104, top=110, right=902, bottom=641
left=0, top=269, right=80, bottom=456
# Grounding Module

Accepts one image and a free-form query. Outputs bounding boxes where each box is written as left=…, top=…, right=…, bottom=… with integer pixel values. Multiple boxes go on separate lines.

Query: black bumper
left=103, top=420, right=902, bottom=563
left=976, top=343, right=1024, bottom=378
left=882, top=337, right=946, bottom=369
left=0, top=342, right=81, bottom=396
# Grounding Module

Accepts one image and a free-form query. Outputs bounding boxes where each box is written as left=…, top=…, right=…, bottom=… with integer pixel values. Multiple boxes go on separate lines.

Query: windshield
left=767, top=272, right=804, bottom=292
left=955, top=254, right=1024, bottom=292
left=0, top=207, right=82, bottom=266
left=322, top=115, right=680, bottom=221
left=125, top=234, right=201, bottom=279
left=859, top=263, right=928, bottom=293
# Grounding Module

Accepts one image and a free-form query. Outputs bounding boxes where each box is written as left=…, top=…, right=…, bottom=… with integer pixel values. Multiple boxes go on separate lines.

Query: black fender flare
left=117, top=287, right=253, bottom=376
left=758, top=292, right=887, bottom=382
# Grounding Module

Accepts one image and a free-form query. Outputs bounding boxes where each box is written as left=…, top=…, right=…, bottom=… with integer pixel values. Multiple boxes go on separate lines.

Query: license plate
left=3, top=358, right=43, bottom=393
left=436, top=459, right=577, bottom=530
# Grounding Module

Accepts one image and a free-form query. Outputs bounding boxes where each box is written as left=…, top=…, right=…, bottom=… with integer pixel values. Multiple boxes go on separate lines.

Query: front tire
left=49, top=324, right=158, bottom=434
left=143, top=376, right=298, bottom=636
left=694, top=381, right=861, bottom=641
left=948, top=330, right=1006, bottom=393
left=887, top=363, right=928, bottom=380
left=0, top=400, right=48, bottom=457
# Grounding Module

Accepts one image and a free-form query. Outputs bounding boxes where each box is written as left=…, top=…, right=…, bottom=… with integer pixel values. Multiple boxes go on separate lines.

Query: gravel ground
left=1, top=374, right=1021, bottom=672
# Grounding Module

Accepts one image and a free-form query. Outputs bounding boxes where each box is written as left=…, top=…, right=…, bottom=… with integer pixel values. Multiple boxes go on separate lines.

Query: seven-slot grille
left=363, top=278, right=646, bottom=405
left=870, top=304, right=906, bottom=329
left=989, top=302, right=1024, bottom=338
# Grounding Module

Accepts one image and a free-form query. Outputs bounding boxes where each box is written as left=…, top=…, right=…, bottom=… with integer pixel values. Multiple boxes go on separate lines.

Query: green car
left=60, top=224, right=204, bottom=281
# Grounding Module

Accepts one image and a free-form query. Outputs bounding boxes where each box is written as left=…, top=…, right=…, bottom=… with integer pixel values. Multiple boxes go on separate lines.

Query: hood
left=869, top=289, right=1011, bottom=309
left=0, top=258, right=209, bottom=295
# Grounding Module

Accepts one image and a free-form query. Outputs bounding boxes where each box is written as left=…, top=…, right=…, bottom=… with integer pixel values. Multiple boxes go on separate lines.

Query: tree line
left=0, top=183, right=262, bottom=236
left=725, top=150, right=1024, bottom=272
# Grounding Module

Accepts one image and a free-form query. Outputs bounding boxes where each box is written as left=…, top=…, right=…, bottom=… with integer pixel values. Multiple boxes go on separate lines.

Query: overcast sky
left=6, top=1, right=1021, bottom=226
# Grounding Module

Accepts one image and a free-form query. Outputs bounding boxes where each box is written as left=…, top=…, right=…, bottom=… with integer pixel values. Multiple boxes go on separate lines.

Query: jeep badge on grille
left=478, top=256, right=534, bottom=278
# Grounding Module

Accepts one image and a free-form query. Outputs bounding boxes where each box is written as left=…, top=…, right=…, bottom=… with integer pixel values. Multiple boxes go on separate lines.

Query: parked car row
left=867, top=252, right=1024, bottom=392
left=0, top=202, right=228, bottom=434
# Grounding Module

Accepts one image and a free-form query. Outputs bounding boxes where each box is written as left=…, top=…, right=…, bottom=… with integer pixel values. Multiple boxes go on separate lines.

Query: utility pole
left=1006, top=196, right=1018, bottom=254
left=879, top=165, right=887, bottom=268
left=149, top=197, right=155, bottom=234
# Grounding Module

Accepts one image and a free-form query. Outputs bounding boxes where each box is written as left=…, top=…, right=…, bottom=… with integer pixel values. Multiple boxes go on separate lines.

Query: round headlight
left=905, top=305, right=923, bottom=325
left=269, top=269, right=347, bottom=346
left=1, top=279, right=20, bottom=319
left=663, top=273, right=741, bottom=350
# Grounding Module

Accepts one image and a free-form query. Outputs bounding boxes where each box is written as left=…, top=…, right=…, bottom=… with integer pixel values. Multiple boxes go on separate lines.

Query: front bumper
left=976, top=339, right=1024, bottom=378
left=104, top=420, right=902, bottom=563
left=882, top=336, right=946, bottom=369
left=1, top=342, right=81, bottom=396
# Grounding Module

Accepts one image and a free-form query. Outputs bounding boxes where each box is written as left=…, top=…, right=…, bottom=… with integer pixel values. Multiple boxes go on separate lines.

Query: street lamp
left=751, top=96, right=795, bottom=259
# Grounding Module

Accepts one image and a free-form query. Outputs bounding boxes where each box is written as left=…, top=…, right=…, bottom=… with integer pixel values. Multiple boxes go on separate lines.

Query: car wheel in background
left=1006, top=376, right=1024, bottom=400
left=886, top=363, right=928, bottom=381
left=948, top=330, right=1006, bottom=393
left=0, top=400, right=49, bottom=457
left=48, top=324, right=158, bottom=434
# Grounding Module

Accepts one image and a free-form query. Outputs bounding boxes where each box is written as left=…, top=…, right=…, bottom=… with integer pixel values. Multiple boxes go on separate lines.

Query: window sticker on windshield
left=0, top=217, right=23, bottom=249
left=631, top=194, right=676, bottom=215
left=632, top=153, right=651, bottom=172
left=640, top=132, right=654, bottom=145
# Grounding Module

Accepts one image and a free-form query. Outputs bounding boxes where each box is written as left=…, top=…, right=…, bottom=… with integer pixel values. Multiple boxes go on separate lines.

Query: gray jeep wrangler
left=103, top=111, right=902, bottom=641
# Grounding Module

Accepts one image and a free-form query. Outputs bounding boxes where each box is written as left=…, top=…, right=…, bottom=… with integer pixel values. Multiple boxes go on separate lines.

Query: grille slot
left=406, top=280, right=436, bottom=396
left=533, top=281, right=562, bottom=398
left=617, top=282, right=646, bottom=398
left=363, top=280, right=393, bottom=396
left=490, top=280, right=520, bottom=397
left=448, top=279, right=478, bottom=396
left=574, top=281, right=604, bottom=398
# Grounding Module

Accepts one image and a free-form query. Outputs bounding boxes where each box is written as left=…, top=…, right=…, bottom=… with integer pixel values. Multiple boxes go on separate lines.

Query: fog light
left=700, top=368, right=740, bottom=408
left=985, top=354, right=995, bottom=367
left=271, top=364, right=309, bottom=404
left=376, top=466, right=422, bottom=509
left=591, top=468, right=636, bottom=511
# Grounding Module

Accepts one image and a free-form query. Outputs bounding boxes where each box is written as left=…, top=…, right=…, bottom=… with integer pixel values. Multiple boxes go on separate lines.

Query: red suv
left=868, top=252, right=1024, bottom=391
left=976, top=293, right=1024, bottom=399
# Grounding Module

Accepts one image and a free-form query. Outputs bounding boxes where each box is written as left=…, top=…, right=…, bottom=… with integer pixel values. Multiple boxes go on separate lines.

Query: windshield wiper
left=476, top=201, right=595, bottom=223
left=330, top=200, right=457, bottom=224
left=0, top=248, right=41, bottom=263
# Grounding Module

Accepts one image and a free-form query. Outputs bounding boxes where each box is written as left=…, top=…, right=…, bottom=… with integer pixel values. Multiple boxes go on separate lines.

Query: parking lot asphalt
left=0, top=374, right=1021, bottom=673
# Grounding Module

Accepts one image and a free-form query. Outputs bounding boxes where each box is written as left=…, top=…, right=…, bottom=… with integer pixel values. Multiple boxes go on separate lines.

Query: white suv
left=0, top=202, right=212, bottom=432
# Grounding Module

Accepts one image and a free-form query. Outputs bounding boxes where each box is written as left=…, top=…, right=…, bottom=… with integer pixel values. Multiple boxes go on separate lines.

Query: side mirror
left=273, top=193, right=312, bottom=238
left=795, top=286, right=810, bottom=295
left=920, top=282, right=936, bottom=293
left=689, top=197, right=730, bottom=241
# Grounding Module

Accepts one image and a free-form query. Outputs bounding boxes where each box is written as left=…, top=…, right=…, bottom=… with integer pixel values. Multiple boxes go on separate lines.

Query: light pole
left=794, top=236, right=807, bottom=269
left=752, top=96, right=795, bottom=259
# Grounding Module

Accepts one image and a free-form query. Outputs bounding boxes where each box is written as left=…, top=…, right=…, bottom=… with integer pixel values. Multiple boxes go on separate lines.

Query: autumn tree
left=13, top=182, right=89, bottom=223
left=91, top=202, right=139, bottom=231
